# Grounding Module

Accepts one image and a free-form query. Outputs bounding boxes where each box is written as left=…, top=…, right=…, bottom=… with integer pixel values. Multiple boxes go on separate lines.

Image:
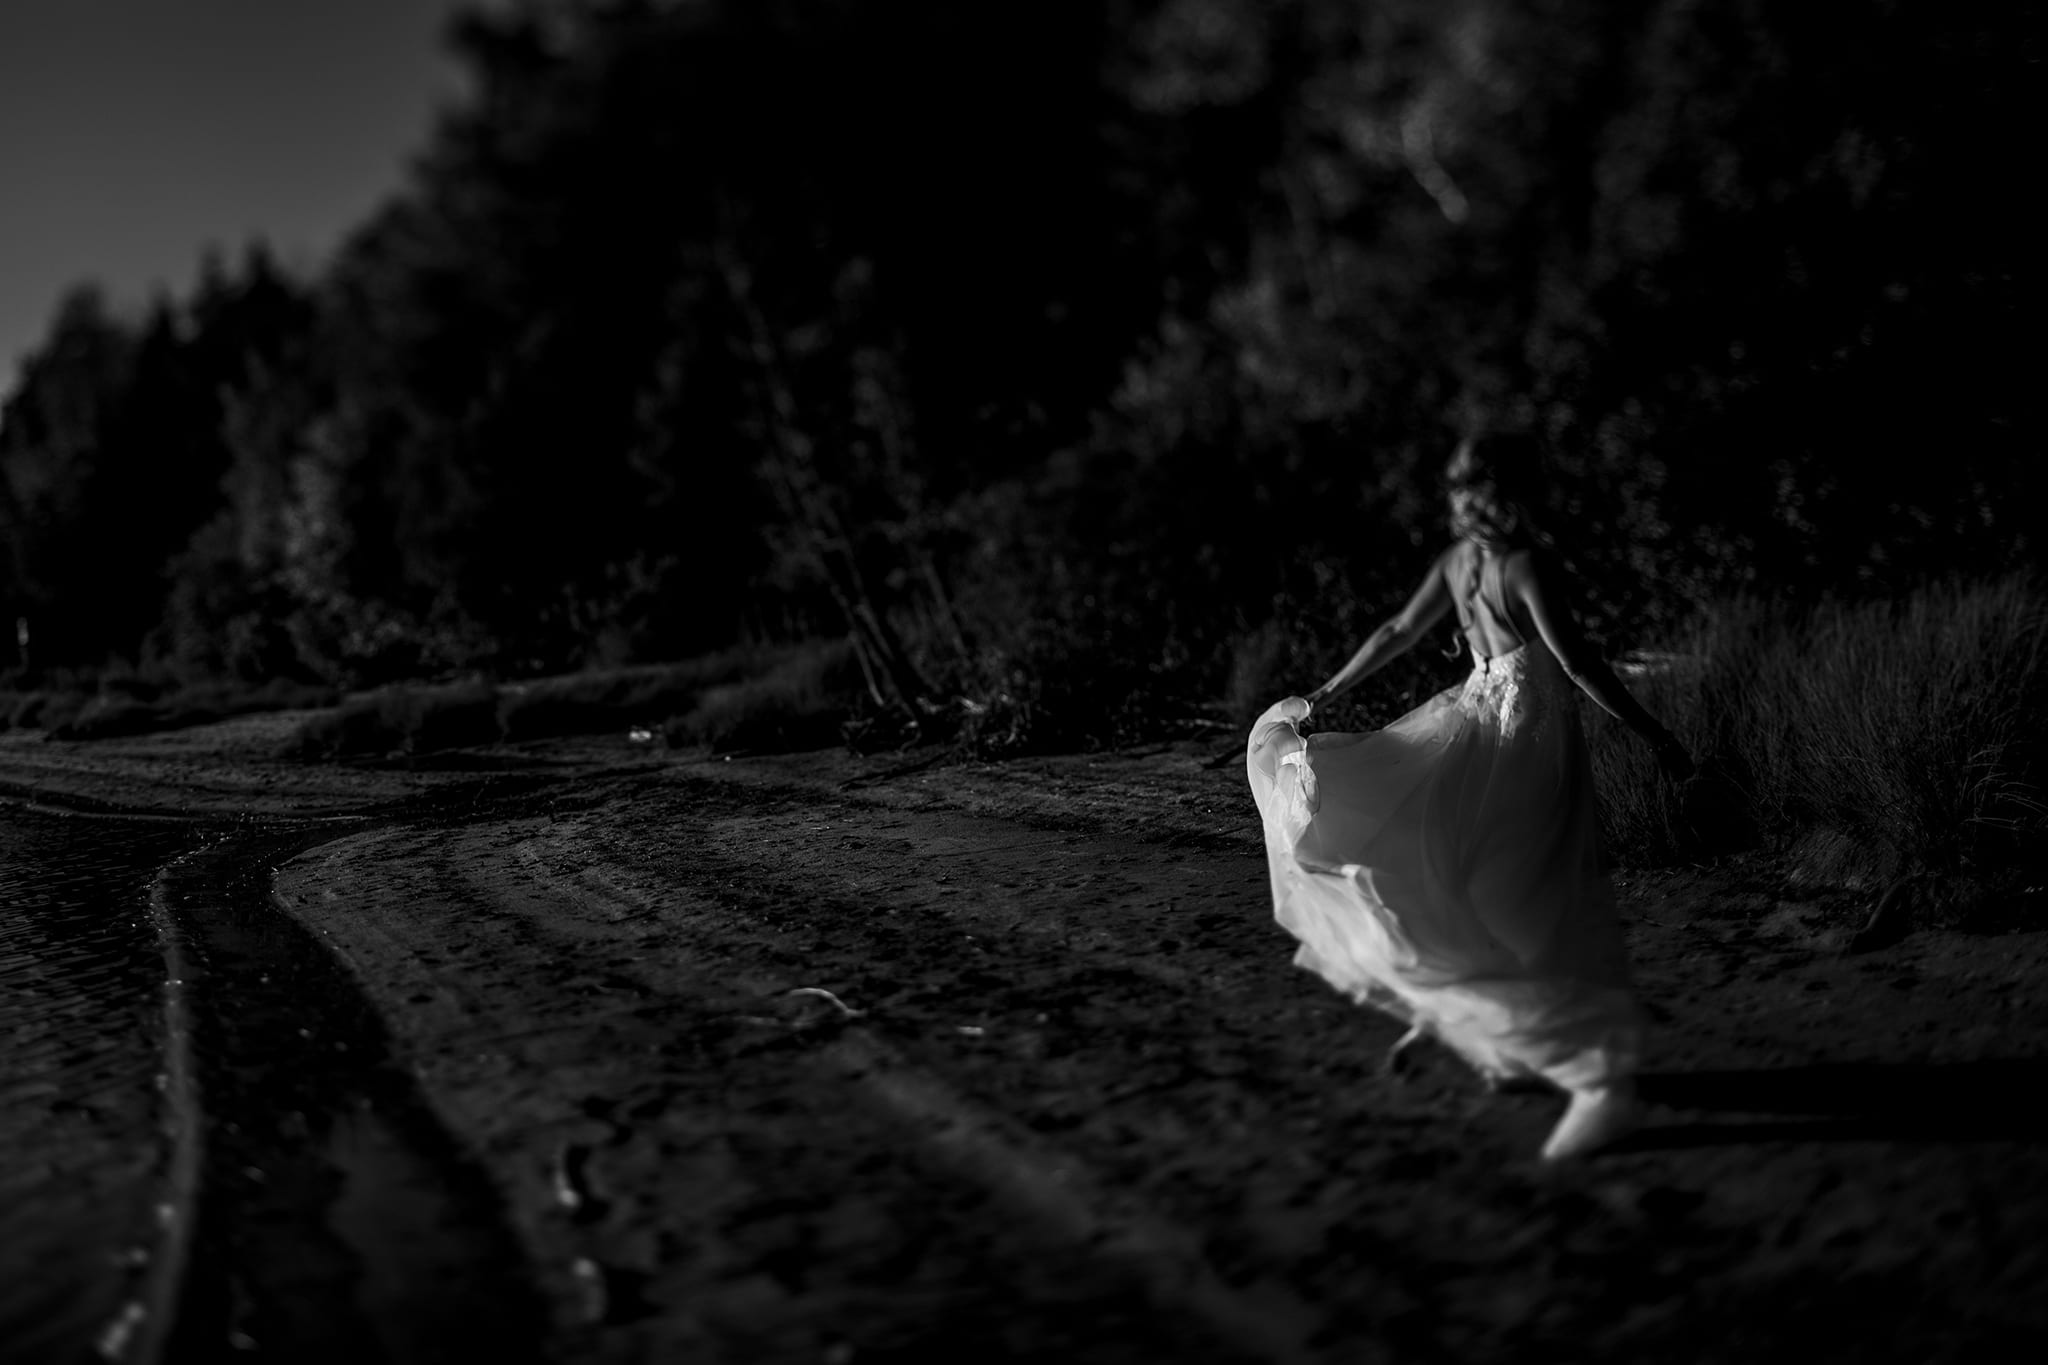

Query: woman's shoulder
left=1500, top=545, right=1588, bottom=617
left=1499, top=543, right=1561, bottom=581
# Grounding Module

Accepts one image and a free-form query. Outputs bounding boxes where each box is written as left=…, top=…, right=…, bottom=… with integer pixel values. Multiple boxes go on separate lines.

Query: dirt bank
left=5, top=717, right=2045, bottom=1362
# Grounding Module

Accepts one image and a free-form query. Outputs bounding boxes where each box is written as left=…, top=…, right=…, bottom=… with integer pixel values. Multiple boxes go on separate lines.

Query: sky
left=0, top=0, right=484, bottom=383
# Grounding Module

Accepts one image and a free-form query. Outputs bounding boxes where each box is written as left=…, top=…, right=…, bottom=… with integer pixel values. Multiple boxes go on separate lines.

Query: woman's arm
left=1514, top=551, right=1694, bottom=778
left=1307, top=547, right=1456, bottom=707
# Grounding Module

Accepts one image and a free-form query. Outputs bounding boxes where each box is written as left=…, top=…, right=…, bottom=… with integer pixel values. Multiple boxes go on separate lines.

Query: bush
left=495, top=646, right=777, bottom=742
left=391, top=681, right=501, bottom=755
left=46, top=677, right=339, bottom=741
left=276, top=641, right=866, bottom=761
left=278, top=694, right=399, bottom=762
left=662, top=639, right=860, bottom=753
left=280, top=680, right=498, bottom=761
left=0, top=688, right=90, bottom=733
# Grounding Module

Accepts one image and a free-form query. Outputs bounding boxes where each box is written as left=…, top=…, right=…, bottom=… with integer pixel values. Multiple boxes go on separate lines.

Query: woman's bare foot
left=1539, top=1083, right=1642, bottom=1160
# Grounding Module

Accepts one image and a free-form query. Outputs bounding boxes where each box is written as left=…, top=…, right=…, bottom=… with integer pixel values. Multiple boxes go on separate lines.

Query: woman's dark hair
left=1437, top=430, right=1559, bottom=657
left=1446, top=431, right=1551, bottom=549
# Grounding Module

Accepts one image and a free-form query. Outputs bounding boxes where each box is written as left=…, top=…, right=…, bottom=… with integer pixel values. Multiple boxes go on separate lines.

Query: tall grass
left=1588, top=575, right=2046, bottom=885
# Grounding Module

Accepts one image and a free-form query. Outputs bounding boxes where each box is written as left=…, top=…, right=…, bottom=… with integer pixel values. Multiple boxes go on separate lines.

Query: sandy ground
left=4, top=715, right=2045, bottom=1363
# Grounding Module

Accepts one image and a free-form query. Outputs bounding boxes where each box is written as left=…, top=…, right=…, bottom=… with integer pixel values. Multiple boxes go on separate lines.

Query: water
left=0, top=807, right=197, bottom=1364
left=1, top=793, right=548, bottom=1364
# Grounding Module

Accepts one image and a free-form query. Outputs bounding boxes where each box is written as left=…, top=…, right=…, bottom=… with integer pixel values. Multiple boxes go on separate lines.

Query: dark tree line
left=1, top=0, right=2039, bottom=744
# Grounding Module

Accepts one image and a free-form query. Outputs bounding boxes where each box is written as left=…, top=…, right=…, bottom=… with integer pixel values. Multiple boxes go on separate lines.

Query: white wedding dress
left=1246, top=553, right=1644, bottom=1095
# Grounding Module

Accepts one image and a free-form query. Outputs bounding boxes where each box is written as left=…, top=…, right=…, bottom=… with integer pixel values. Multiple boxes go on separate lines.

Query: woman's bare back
left=1449, top=541, right=1536, bottom=661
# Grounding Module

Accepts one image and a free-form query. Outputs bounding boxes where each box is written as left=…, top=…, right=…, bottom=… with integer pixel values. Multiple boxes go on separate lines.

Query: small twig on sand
left=786, top=986, right=865, bottom=1018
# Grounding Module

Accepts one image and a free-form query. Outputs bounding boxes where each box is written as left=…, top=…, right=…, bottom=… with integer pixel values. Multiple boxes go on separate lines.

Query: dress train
left=1246, top=556, right=1647, bottom=1154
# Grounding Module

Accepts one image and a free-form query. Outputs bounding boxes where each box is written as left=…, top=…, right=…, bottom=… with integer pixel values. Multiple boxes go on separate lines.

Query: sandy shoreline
left=4, top=715, right=2045, bottom=1361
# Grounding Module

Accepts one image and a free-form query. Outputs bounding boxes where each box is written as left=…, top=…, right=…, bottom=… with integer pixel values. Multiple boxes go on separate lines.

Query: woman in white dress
left=1246, top=434, right=1694, bottom=1159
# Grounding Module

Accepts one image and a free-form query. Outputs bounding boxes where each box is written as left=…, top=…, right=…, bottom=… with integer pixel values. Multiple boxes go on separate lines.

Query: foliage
left=0, top=1, right=2038, bottom=765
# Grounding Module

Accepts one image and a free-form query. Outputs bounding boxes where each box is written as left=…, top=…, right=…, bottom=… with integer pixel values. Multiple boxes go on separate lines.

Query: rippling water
left=0, top=807, right=197, bottom=1363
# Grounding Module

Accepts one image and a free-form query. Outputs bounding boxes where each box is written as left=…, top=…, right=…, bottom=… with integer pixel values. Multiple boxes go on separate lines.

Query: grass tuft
left=1588, top=575, right=2046, bottom=899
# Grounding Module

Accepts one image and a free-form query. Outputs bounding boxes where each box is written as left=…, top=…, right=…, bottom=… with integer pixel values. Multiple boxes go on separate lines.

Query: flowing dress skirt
left=1246, top=644, right=1644, bottom=1090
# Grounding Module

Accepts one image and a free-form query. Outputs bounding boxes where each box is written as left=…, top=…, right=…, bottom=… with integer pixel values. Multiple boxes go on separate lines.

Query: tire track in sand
left=510, top=838, right=1333, bottom=1365
left=147, top=825, right=545, bottom=1365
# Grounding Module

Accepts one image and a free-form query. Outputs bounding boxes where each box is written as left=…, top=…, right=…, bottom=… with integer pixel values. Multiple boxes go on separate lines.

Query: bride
left=1246, top=433, right=1693, bottom=1159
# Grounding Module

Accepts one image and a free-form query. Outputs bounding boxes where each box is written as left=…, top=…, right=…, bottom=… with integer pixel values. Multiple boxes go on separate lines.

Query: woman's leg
left=1539, top=1077, right=1641, bottom=1160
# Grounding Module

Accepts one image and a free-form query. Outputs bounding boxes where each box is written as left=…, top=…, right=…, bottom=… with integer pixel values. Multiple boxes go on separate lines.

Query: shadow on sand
left=1623, top=1059, right=2048, bottom=1149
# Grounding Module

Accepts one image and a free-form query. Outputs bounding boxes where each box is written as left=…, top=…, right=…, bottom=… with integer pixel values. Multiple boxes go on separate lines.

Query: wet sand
left=0, top=810, right=196, bottom=1361
left=2, top=714, right=2044, bottom=1362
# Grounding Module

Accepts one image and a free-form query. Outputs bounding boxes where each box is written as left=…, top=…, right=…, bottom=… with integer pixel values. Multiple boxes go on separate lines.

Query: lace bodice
left=1458, top=640, right=1571, bottom=744
left=1443, top=544, right=1573, bottom=743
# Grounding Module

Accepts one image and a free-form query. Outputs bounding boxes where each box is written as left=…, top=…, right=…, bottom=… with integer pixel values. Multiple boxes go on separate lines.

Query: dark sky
left=0, top=0, right=481, bottom=380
